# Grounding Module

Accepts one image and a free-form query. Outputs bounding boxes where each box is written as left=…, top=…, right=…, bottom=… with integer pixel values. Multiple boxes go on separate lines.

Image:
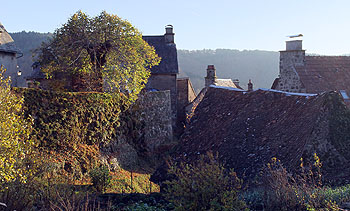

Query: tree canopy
left=37, top=11, right=160, bottom=103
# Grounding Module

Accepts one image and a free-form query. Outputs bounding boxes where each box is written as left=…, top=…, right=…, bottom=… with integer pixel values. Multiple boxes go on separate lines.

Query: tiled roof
left=0, top=22, right=21, bottom=54
left=296, top=56, right=350, bottom=94
left=142, top=36, right=178, bottom=74
left=214, top=79, right=238, bottom=88
left=152, top=86, right=350, bottom=184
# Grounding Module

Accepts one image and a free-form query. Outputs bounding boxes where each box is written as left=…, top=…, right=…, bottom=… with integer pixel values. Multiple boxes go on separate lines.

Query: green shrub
left=124, top=202, right=166, bottom=211
left=164, top=152, right=247, bottom=211
left=89, top=165, right=111, bottom=192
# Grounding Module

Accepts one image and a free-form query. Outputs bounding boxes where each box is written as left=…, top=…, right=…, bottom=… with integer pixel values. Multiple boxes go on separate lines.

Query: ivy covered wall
left=15, top=88, right=124, bottom=148
left=14, top=88, right=173, bottom=177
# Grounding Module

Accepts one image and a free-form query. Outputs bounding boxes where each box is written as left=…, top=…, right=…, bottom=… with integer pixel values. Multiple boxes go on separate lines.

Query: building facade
left=0, top=22, right=22, bottom=87
left=176, top=77, right=196, bottom=129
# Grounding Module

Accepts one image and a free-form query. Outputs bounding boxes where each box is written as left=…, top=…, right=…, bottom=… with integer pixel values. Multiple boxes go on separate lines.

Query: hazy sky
left=1, top=0, right=350, bottom=55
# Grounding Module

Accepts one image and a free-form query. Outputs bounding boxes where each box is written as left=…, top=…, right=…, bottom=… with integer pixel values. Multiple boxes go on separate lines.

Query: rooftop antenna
left=287, top=34, right=303, bottom=39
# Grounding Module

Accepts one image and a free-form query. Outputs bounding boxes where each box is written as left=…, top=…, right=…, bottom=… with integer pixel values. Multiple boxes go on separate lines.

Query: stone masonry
left=275, top=40, right=306, bottom=93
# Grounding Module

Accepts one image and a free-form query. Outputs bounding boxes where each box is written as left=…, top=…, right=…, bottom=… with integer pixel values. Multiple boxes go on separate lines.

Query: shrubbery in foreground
left=244, top=154, right=340, bottom=211
left=89, top=165, right=112, bottom=193
left=163, top=152, right=248, bottom=211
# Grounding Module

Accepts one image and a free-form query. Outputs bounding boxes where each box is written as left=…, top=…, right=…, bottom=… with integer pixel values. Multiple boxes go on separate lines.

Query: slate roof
left=142, top=35, right=178, bottom=74
left=152, top=86, right=350, bottom=185
left=0, top=22, right=21, bottom=54
left=296, top=56, right=350, bottom=94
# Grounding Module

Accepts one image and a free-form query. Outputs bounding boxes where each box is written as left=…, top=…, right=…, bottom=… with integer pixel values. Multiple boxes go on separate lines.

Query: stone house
left=272, top=39, right=350, bottom=100
left=152, top=86, right=350, bottom=185
left=143, top=25, right=179, bottom=128
left=0, top=21, right=22, bottom=86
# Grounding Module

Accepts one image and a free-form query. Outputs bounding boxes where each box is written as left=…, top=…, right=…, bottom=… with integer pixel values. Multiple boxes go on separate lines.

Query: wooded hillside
left=178, top=49, right=279, bottom=92
left=10, top=32, right=279, bottom=91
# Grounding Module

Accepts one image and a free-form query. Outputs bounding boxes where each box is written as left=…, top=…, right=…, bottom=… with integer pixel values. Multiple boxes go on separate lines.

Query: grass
left=107, top=168, right=160, bottom=194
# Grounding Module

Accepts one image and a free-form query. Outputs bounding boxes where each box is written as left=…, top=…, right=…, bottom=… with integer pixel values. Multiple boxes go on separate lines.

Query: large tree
left=37, top=11, right=160, bottom=102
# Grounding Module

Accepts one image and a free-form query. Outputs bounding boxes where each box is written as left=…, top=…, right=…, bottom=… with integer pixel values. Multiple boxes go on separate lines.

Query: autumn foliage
left=164, top=152, right=247, bottom=211
left=37, top=11, right=160, bottom=105
left=0, top=67, right=35, bottom=183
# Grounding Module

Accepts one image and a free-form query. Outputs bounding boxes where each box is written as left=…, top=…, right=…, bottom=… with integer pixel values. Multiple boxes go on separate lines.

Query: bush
left=260, top=155, right=339, bottom=211
left=89, top=165, right=111, bottom=192
left=163, top=151, right=247, bottom=211
left=124, top=202, right=167, bottom=211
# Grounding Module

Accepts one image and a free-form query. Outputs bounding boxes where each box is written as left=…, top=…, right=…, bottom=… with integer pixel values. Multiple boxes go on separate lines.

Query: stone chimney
left=205, top=65, right=217, bottom=87
left=248, top=79, right=253, bottom=91
left=165, top=25, right=175, bottom=43
left=286, top=40, right=302, bottom=51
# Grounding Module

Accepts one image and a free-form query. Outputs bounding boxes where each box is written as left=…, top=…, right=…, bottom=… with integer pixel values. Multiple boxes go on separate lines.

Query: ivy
left=14, top=88, right=125, bottom=149
left=326, top=92, right=350, bottom=160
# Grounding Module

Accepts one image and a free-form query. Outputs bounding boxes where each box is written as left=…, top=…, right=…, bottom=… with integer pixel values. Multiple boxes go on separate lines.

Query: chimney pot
left=207, top=65, right=215, bottom=70
left=286, top=40, right=303, bottom=51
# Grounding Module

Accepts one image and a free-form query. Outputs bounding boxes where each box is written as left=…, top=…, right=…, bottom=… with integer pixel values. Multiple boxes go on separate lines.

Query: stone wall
left=138, top=90, right=173, bottom=152
left=101, top=90, right=173, bottom=173
left=146, top=73, right=177, bottom=129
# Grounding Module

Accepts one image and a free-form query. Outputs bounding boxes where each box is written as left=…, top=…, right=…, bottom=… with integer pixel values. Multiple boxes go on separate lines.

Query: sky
left=2, top=0, right=350, bottom=55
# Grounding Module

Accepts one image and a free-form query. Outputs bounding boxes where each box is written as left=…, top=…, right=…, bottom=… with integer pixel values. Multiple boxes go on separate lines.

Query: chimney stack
left=205, top=65, right=217, bottom=87
left=248, top=79, right=253, bottom=91
left=165, top=25, right=175, bottom=43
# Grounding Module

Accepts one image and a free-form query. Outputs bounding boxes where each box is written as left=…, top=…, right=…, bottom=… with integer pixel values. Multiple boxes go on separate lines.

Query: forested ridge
left=10, top=31, right=279, bottom=91
left=178, top=49, right=279, bottom=92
